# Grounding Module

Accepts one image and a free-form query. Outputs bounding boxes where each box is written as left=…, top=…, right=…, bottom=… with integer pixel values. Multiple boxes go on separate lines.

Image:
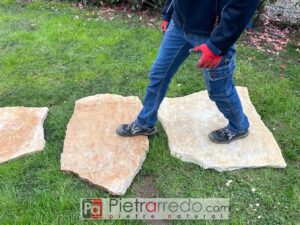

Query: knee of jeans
left=208, top=84, right=235, bottom=102
left=148, top=72, right=165, bottom=87
left=148, top=63, right=170, bottom=84
left=208, top=93, right=222, bottom=101
left=149, top=61, right=167, bottom=77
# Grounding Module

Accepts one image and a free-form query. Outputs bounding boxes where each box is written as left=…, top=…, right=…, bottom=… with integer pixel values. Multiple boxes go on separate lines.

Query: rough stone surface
left=61, top=94, right=149, bottom=195
left=158, top=87, right=286, bottom=171
left=265, top=0, right=300, bottom=25
left=0, top=107, right=49, bottom=164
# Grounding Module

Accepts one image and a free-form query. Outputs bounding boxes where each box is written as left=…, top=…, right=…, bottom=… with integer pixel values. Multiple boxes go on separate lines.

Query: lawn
left=0, top=0, right=299, bottom=224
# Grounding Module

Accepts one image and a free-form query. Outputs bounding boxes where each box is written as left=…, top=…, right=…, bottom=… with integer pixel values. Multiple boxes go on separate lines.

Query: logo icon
left=81, top=198, right=103, bottom=219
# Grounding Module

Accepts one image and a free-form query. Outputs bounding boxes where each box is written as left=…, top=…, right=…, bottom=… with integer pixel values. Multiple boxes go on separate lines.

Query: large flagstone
left=0, top=107, right=49, bottom=164
left=158, top=87, right=286, bottom=171
left=61, top=94, right=148, bottom=195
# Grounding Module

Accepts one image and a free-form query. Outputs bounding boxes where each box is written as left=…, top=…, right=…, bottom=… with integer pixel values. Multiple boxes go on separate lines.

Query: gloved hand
left=191, top=44, right=222, bottom=69
left=160, top=20, right=169, bottom=32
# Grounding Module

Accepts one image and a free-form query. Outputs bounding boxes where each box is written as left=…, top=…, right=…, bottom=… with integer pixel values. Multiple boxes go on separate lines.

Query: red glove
left=160, top=20, right=169, bottom=32
left=192, top=44, right=222, bottom=69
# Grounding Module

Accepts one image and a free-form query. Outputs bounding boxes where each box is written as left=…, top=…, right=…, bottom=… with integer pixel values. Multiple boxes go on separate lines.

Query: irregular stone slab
left=61, top=94, right=149, bottom=195
left=0, top=107, right=49, bottom=164
left=158, top=87, right=286, bottom=171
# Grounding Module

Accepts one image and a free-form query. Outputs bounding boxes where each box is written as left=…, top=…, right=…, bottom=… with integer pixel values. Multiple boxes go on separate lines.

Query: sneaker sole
left=116, top=127, right=158, bottom=137
left=209, top=130, right=249, bottom=144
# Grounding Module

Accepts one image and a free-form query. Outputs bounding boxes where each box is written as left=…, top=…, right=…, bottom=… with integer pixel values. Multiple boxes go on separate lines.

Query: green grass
left=0, top=1, right=299, bottom=224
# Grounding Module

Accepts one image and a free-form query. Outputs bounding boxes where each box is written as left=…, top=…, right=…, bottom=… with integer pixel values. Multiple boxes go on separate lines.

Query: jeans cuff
left=135, top=118, right=152, bottom=129
left=227, top=124, right=248, bottom=134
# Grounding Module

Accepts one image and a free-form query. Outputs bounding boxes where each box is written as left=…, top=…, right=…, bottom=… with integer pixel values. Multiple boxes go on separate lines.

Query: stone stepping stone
left=61, top=94, right=149, bottom=195
left=0, top=107, right=49, bottom=164
left=158, top=86, right=286, bottom=171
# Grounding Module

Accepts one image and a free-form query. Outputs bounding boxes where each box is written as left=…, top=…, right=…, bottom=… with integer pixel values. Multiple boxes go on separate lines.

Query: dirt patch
left=132, top=175, right=159, bottom=197
left=132, top=175, right=169, bottom=225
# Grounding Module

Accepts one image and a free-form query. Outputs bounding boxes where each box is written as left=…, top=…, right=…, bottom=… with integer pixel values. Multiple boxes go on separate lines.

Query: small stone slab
left=158, top=87, right=286, bottom=171
left=61, top=94, right=149, bottom=195
left=0, top=107, right=49, bottom=164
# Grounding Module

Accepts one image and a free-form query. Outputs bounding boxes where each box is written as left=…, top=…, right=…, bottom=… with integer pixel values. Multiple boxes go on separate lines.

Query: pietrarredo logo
left=80, top=198, right=229, bottom=220
left=81, top=198, right=103, bottom=219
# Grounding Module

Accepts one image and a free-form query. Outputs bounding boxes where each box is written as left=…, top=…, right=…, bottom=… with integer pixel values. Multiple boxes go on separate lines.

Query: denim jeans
left=135, top=20, right=249, bottom=133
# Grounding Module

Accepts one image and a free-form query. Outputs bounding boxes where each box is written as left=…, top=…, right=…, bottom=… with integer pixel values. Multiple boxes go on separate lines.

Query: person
left=116, top=0, right=260, bottom=144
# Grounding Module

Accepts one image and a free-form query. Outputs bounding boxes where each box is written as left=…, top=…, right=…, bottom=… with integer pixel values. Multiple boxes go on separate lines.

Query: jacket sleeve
left=162, top=0, right=174, bottom=21
left=206, top=0, right=260, bottom=55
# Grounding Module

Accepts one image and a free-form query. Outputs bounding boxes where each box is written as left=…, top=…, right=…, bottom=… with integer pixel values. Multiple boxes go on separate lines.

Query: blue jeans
left=135, top=20, right=249, bottom=133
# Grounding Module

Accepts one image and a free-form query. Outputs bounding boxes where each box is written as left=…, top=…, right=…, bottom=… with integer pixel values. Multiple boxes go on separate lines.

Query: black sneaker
left=209, top=126, right=249, bottom=144
left=116, top=122, right=157, bottom=137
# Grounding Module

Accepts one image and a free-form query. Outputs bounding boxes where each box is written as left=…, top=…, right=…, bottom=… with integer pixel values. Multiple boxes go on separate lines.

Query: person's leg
left=117, top=20, right=192, bottom=136
left=203, top=46, right=249, bottom=132
left=136, top=22, right=192, bottom=129
left=187, top=33, right=249, bottom=137
left=202, top=45, right=250, bottom=143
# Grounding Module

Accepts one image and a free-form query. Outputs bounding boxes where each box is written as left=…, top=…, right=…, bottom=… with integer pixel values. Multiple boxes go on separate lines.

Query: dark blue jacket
left=162, top=0, right=260, bottom=55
